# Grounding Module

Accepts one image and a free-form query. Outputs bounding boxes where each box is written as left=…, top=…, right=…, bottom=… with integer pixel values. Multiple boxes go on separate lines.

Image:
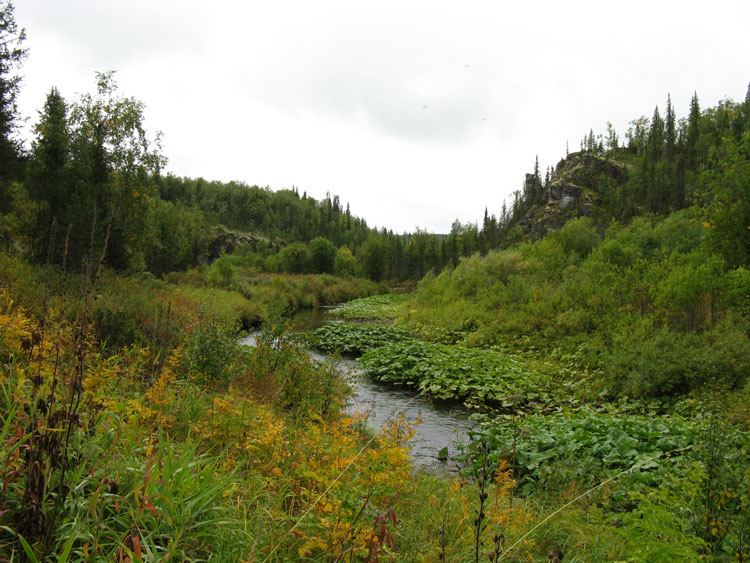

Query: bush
left=308, top=236, right=336, bottom=273
left=184, top=320, right=240, bottom=384
left=279, top=242, right=311, bottom=274
left=334, top=245, right=358, bottom=276
left=605, top=318, right=750, bottom=397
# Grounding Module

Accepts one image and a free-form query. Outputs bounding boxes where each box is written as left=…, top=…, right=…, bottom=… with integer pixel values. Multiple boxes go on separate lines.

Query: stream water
left=239, top=307, right=472, bottom=470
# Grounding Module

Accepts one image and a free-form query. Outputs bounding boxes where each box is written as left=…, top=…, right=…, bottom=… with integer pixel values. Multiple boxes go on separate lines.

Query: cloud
left=223, top=2, right=523, bottom=144
left=14, top=0, right=750, bottom=232
left=252, top=63, right=499, bottom=144
left=18, top=0, right=204, bottom=67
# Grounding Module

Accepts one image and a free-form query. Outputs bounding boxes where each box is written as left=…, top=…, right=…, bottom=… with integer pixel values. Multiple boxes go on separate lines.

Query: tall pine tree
left=686, top=92, right=701, bottom=169
left=664, top=94, right=677, bottom=210
left=29, top=87, right=70, bottom=258
left=665, top=94, right=676, bottom=163
left=641, top=106, right=667, bottom=212
left=0, top=0, right=27, bottom=182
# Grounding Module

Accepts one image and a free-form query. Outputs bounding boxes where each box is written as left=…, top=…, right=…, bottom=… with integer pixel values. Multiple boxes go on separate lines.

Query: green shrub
left=604, top=318, right=750, bottom=397
left=184, top=320, right=240, bottom=384
left=237, top=337, right=347, bottom=419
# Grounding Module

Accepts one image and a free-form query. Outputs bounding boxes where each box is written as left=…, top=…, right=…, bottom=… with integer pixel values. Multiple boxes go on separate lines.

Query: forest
left=2, top=1, right=750, bottom=560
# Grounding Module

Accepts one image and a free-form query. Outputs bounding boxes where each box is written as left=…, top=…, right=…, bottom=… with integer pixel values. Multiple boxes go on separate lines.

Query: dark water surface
left=239, top=307, right=472, bottom=469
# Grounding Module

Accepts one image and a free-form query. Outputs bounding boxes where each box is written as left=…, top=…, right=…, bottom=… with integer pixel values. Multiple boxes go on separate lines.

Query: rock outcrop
left=519, top=151, right=627, bottom=238
left=208, top=226, right=274, bottom=261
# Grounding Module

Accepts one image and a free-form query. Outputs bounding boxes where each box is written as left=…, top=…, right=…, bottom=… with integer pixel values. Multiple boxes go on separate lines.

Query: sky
left=15, top=0, right=750, bottom=233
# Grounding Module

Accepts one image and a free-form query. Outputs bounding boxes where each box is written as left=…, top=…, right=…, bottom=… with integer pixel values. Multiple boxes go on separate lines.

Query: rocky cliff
left=518, top=151, right=628, bottom=238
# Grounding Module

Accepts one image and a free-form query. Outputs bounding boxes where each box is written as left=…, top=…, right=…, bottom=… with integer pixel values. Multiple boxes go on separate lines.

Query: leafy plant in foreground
left=462, top=411, right=702, bottom=498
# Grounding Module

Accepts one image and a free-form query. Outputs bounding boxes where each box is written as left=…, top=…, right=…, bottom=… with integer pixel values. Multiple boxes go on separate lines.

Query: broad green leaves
left=464, top=412, right=700, bottom=495
left=303, top=322, right=415, bottom=356
left=360, top=341, right=552, bottom=409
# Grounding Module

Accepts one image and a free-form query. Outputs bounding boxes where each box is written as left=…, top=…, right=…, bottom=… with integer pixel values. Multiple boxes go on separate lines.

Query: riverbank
left=241, top=305, right=472, bottom=470
left=301, top=293, right=750, bottom=561
left=3, top=254, right=746, bottom=560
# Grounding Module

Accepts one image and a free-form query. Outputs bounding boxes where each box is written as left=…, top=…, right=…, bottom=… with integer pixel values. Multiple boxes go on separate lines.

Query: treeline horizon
left=1, top=0, right=748, bottom=282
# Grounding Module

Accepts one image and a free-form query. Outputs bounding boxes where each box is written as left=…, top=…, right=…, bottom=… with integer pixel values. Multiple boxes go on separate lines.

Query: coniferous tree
left=665, top=94, right=676, bottom=164
left=641, top=106, right=666, bottom=212
left=532, top=155, right=543, bottom=203
left=686, top=92, right=701, bottom=169
left=29, top=87, right=70, bottom=258
left=674, top=118, right=688, bottom=210
left=605, top=122, right=619, bottom=152
left=664, top=94, right=677, bottom=210
left=479, top=207, right=490, bottom=254
left=647, top=106, right=665, bottom=160
left=681, top=92, right=701, bottom=205
left=0, top=0, right=27, bottom=181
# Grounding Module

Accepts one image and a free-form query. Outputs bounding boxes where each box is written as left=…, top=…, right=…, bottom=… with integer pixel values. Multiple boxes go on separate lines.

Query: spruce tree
left=479, top=207, right=489, bottom=254
left=647, top=106, right=665, bottom=161
left=665, top=94, right=676, bottom=163
left=0, top=0, right=27, bottom=181
left=533, top=155, right=543, bottom=202
left=606, top=122, right=619, bottom=152
left=642, top=106, right=666, bottom=212
left=29, top=87, right=70, bottom=258
left=686, top=92, right=701, bottom=169
left=663, top=94, right=677, bottom=211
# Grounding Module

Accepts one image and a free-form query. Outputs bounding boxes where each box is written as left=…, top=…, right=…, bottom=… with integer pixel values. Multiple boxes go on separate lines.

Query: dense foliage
left=465, top=412, right=700, bottom=495
left=303, top=322, right=415, bottom=356
left=0, top=280, right=419, bottom=559
left=361, top=341, right=555, bottom=409
left=3, top=51, right=750, bottom=286
left=405, top=212, right=750, bottom=398
left=461, top=409, right=750, bottom=558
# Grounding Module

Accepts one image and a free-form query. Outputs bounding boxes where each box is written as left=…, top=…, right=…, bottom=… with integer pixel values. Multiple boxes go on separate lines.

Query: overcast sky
left=15, top=0, right=750, bottom=233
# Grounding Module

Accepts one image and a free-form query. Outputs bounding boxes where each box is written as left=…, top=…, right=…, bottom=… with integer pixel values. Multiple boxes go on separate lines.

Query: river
left=239, top=307, right=472, bottom=470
